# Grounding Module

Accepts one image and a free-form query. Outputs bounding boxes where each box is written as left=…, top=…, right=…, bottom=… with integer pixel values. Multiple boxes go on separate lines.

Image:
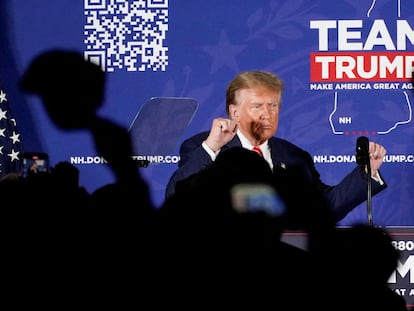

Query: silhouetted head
left=20, top=49, right=105, bottom=129
left=161, top=147, right=286, bottom=250
left=334, top=224, right=400, bottom=283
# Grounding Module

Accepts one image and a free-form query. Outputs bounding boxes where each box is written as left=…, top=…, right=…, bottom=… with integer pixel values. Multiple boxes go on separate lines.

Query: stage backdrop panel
left=0, top=0, right=413, bottom=228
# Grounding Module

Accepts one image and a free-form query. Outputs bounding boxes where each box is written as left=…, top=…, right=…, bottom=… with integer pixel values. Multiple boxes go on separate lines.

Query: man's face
left=230, top=86, right=281, bottom=145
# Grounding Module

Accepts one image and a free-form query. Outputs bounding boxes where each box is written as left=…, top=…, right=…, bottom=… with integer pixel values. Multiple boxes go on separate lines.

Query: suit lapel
left=222, top=136, right=242, bottom=151
left=223, top=136, right=288, bottom=171
left=268, top=138, right=287, bottom=171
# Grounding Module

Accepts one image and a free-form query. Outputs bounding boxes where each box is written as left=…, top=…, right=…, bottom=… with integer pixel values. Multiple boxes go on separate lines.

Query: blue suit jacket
left=165, top=131, right=387, bottom=221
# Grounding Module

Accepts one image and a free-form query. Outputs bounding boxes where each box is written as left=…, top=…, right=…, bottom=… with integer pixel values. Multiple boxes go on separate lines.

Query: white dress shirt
left=202, top=129, right=274, bottom=171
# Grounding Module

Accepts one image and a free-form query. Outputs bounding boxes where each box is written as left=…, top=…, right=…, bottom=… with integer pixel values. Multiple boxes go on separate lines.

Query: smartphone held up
left=231, top=183, right=286, bottom=217
left=22, top=152, right=49, bottom=178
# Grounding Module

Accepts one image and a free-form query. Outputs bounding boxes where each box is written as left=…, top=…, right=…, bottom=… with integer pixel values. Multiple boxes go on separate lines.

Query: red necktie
left=252, top=146, right=263, bottom=157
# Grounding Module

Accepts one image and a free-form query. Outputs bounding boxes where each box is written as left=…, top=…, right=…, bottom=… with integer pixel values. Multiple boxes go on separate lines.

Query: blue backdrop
left=1, top=0, right=413, bottom=228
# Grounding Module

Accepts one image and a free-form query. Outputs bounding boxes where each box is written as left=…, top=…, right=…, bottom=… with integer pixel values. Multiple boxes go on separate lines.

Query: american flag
left=0, top=88, right=23, bottom=178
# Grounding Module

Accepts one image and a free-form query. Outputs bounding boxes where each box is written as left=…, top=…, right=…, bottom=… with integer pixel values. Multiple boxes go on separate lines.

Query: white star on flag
left=0, top=87, right=23, bottom=177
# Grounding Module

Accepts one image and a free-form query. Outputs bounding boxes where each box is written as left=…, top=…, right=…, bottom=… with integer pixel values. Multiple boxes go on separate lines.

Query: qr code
left=84, top=0, right=168, bottom=72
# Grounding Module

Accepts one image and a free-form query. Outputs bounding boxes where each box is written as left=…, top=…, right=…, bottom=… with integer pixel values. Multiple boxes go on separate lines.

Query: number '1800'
left=392, top=240, right=414, bottom=251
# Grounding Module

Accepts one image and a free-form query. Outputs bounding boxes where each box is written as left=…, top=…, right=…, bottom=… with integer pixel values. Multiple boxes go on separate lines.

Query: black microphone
left=356, top=136, right=374, bottom=227
left=356, top=136, right=369, bottom=166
